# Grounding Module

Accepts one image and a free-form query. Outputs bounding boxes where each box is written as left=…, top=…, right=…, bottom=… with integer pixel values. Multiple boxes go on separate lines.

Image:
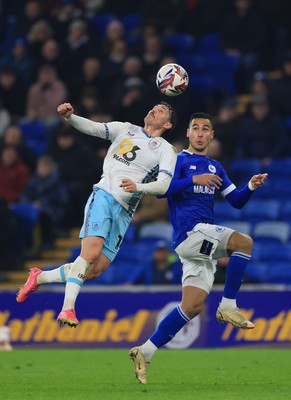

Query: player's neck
left=143, top=125, right=164, bottom=137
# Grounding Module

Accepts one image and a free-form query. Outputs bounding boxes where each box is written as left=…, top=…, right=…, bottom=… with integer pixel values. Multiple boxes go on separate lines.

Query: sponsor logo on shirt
left=193, top=185, right=215, bottom=194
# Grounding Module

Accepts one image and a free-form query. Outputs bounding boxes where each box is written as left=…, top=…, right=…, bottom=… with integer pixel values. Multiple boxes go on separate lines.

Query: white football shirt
left=67, top=115, right=177, bottom=212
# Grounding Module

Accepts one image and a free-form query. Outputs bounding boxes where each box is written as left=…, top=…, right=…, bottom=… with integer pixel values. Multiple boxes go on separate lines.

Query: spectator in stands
left=27, top=19, right=55, bottom=59
left=221, top=0, right=267, bottom=92
left=236, top=99, right=287, bottom=165
left=0, top=125, right=37, bottom=172
left=0, top=100, right=11, bottom=139
left=13, top=0, right=44, bottom=38
left=0, top=67, right=27, bottom=119
left=20, top=155, right=68, bottom=249
left=48, top=126, right=103, bottom=228
left=0, top=198, right=20, bottom=273
left=25, top=64, right=68, bottom=128
left=214, top=98, right=241, bottom=164
left=0, top=37, right=33, bottom=87
left=102, top=19, right=125, bottom=55
left=60, top=19, right=97, bottom=90
left=269, top=52, right=291, bottom=117
left=32, top=38, right=66, bottom=83
left=129, top=240, right=182, bottom=285
left=0, top=145, right=31, bottom=204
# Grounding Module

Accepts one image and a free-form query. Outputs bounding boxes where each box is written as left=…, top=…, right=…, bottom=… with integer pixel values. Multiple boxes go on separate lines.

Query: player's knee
left=228, top=232, right=253, bottom=254
left=181, top=302, right=204, bottom=319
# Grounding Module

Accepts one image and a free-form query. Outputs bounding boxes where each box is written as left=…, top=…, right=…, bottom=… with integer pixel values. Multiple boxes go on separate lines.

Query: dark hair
left=159, top=101, right=177, bottom=132
left=189, top=112, right=213, bottom=127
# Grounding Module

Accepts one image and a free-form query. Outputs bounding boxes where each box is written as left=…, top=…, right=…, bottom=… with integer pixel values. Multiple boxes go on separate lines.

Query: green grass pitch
left=1, top=349, right=290, bottom=400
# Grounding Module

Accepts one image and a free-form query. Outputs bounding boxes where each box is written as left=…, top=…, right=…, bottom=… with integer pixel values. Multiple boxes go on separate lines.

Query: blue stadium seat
left=241, top=200, right=280, bottom=223
left=139, top=222, right=173, bottom=242
left=265, top=158, right=291, bottom=179
left=257, top=243, right=291, bottom=263
left=89, top=14, right=116, bottom=37
left=270, top=179, right=291, bottom=201
left=176, top=54, right=206, bottom=74
left=281, top=201, right=291, bottom=224
left=10, top=203, right=40, bottom=250
left=196, top=32, right=222, bottom=54
left=229, top=159, right=261, bottom=181
left=18, top=120, right=47, bottom=156
left=266, top=261, right=291, bottom=284
left=219, top=220, right=252, bottom=235
left=244, top=261, right=269, bottom=283
left=164, top=34, right=195, bottom=55
left=214, top=201, right=241, bottom=224
left=253, top=221, right=290, bottom=244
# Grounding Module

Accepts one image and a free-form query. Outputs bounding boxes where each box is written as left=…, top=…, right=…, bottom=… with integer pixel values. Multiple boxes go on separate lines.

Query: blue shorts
left=79, top=188, right=132, bottom=261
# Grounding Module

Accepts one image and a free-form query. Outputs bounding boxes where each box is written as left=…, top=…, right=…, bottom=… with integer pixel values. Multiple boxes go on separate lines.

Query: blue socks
left=223, top=252, right=251, bottom=299
left=150, top=305, right=190, bottom=348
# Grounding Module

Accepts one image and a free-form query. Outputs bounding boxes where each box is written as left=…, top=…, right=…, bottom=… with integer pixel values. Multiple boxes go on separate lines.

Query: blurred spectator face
left=12, top=40, right=27, bottom=60
left=57, top=134, right=75, bottom=149
left=218, top=105, right=237, bottom=122
left=42, top=39, right=59, bottom=61
left=37, top=156, right=54, bottom=177
left=207, top=138, right=222, bottom=159
left=235, top=0, right=251, bottom=14
left=82, top=57, right=101, bottom=79
left=25, top=0, right=41, bottom=19
left=69, top=20, right=87, bottom=41
left=1, top=146, right=19, bottom=168
left=28, top=20, right=53, bottom=43
left=144, top=35, right=162, bottom=54
left=251, top=102, right=269, bottom=120
left=105, top=20, right=124, bottom=41
left=38, top=65, right=57, bottom=85
left=153, top=246, right=170, bottom=266
left=122, top=56, right=142, bottom=76
left=283, top=60, right=291, bottom=76
left=0, top=70, right=17, bottom=89
left=4, top=126, right=23, bottom=145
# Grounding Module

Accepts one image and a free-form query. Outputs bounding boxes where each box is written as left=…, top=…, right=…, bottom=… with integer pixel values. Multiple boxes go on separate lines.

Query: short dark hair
left=159, top=101, right=177, bottom=132
left=189, top=112, right=213, bottom=127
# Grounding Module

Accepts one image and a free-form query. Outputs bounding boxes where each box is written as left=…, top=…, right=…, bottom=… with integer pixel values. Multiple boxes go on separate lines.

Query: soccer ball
left=156, top=63, right=189, bottom=96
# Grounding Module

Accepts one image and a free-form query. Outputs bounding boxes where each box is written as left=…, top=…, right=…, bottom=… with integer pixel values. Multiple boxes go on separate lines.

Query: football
left=156, top=63, right=189, bottom=96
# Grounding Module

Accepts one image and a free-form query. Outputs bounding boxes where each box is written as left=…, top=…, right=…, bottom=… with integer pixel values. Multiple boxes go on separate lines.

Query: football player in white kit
left=16, top=101, right=178, bottom=327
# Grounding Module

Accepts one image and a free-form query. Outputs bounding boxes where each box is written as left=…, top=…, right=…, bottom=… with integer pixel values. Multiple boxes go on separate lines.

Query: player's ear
left=164, top=121, right=172, bottom=130
left=186, top=128, right=189, bottom=138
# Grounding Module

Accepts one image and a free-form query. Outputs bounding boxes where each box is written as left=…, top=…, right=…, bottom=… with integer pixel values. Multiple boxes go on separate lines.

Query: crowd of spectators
left=1, top=0, right=291, bottom=278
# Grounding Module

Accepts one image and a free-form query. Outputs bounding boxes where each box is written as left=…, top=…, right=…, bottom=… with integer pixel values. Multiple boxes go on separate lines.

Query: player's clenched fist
left=57, top=102, right=74, bottom=118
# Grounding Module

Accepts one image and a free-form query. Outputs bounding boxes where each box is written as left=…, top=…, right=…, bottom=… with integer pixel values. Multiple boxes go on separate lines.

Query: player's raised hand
left=120, top=179, right=137, bottom=193
left=250, top=173, right=268, bottom=189
left=192, top=173, right=223, bottom=190
left=57, top=103, right=74, bottom=118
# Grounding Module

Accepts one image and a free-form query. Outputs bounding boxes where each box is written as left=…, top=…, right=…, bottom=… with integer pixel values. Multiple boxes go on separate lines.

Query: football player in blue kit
left=128, top=112, right=268, bottom=384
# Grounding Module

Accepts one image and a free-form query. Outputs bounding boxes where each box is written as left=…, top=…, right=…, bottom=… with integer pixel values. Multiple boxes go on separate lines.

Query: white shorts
left=175, top=223, right=234, bottom=293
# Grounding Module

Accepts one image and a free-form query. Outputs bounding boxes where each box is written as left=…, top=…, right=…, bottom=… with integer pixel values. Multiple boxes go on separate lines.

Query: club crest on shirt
left=208, top=165, right=216, bottom=173
left=92, top=222, right=101, bottom=231
left=149, top=138, right=162, bottom=150
left=189, top=165, right=196, bottom=170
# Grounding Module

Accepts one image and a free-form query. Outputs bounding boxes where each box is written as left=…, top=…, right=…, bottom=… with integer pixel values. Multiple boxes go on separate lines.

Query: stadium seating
left=214, top=201, right=241, bottom=224
left=196, top=32, right=222, bottom=55
left=229, top=159, right=261, bottom=182
left=281, top=201, right=291, bottom=224
left=18, top=120, right=47, bottom=156
left=265, top=158, right=291, bottom=179
left=266, top=261, right=291, bottom=284
left=241, top=199, right=281, bottom=223
left=10, top=203, right=40, bottom=251
left=244, top=261, right=269, bottom=283
left=138, top=222, right=173, bottom=242
left=256, top=243, right=291, bottom=263
left=253, top=221, right=290, bottom=244
left=219, top=220, right=252, bottom=235
left=164, top=33, right=195, bottom=55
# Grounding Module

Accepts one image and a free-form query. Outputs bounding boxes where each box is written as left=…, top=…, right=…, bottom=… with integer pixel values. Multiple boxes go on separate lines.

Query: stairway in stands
left=5, top=228, right=81, bottom=288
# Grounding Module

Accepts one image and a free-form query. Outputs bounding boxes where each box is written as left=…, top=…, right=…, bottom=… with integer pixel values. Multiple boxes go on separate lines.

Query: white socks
left=219, top=297, right=237, bottom=310
left=62, top=256, right=89, bottom=310
left=141, top=340, right=158, bottom=361
left=37, top=263, right=72, bottom=284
